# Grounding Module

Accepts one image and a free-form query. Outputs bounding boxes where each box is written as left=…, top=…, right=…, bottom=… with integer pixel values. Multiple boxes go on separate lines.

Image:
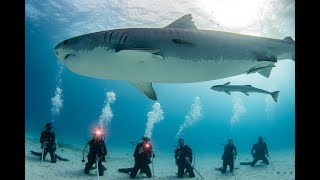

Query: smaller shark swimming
left=210, top=82, right=280, bottom=102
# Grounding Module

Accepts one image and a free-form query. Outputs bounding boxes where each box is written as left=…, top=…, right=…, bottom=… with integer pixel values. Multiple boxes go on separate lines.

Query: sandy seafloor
left=25, top=135, right=295, bottom=180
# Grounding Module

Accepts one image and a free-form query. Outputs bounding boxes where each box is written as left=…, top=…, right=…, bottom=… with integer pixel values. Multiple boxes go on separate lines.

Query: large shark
left=54, top=14, right=295, bottom=100
left=210, top=82, right=280, bottom=102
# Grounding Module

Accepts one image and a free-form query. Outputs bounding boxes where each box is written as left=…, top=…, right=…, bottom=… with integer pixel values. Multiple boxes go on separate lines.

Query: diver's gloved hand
left=96, top=156, right=105, bottom=161
left=138, top=147, right=144, bottom=154
left=42, top=142, right=48, bottom=148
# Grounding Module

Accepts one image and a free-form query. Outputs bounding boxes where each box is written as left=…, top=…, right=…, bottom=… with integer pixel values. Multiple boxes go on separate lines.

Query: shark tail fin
left=270, top=91, right=280, bottom=102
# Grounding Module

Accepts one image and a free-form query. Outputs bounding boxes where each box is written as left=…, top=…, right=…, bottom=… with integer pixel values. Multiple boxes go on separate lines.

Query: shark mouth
left=64, top=53, right=76, bottom=60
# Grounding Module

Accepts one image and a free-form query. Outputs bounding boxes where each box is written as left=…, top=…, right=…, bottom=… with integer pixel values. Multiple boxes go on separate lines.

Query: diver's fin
left=270, top=91, right=280, bottom=102
left=242, top=91, right=250, bottom=96
left=129, top=81, right=157, bottom=100
left=247, top=65, right=275, bottom=78
left=223, top=82, right=231, bottom=86
left=240, top=162, right=253, bottom=165
left=225, top=91, right=231, bottom=95
left=164, top=14, right=198, bottom=29
left=172, top=39, right=197, bottom=47
left=30, top=151, right=42, bottom=156
left=118, top=168, right=134, bottom=173
left=283, top=36, right=295, bottom=44
left=56, top=154, right=69, bottom=161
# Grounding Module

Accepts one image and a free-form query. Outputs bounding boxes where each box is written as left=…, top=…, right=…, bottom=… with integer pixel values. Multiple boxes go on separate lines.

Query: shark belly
left=65, top=47, right=264, bottom=83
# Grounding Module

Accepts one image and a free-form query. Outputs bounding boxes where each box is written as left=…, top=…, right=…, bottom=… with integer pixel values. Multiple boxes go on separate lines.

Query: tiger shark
left=54, top=14, right=295, bottom=100
left=210, top=82, right=280, bottom=102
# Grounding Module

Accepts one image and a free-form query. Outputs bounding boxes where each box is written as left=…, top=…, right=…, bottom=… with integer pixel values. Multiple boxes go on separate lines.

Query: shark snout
left=54, top=42, right=76, bottom=62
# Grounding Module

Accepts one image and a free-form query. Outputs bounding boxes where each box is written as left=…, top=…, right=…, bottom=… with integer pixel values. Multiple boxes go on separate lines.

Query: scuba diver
left=118, top=136, right=155, bottom=179
left=216, top=138, right=237, bottom=173
left=39, top=122, right=57, bottom=163
left=30, top=122, right=69, bottom=162
left=250, top=136, right=269, bottom=167
left=82, top=127, right=107, bottom=176
left=174, top=138, right=195, bottom=178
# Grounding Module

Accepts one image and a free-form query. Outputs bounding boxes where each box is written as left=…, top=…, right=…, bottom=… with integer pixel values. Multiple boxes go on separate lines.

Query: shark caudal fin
left=270, top=91, right=280, bottom=102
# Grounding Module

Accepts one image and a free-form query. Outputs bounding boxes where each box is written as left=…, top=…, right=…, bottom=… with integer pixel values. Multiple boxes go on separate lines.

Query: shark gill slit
left=118, top=33, right=124, bottom=45
left=109, top=32, right=113, bottom=42
left=103, top=32, right=107, bottom=42
left=123, top=34, right=128, bottom=43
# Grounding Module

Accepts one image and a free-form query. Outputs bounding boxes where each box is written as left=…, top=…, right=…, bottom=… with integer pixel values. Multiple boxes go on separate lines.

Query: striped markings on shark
left=210, top=82, right=280, bottom=102
left=55, top=14, right=294, bottom=101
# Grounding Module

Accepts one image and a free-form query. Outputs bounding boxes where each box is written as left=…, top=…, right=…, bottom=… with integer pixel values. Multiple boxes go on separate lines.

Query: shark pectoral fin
left=117, top=48, right=164, bottom=59
left=172, top=39, right=197, bottom=47
left=242, top=92, right=250, bottom=96
left=164, top=14, right=198, bottom=30
left=129, top=81, right=157, bottom=100
left=225, top=91, right=231, bottom=95
left=120, top=48, right=161, bottom=54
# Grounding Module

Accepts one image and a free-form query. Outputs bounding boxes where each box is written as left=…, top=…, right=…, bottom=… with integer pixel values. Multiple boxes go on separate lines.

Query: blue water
left=25, top=0, right=295, bottom=156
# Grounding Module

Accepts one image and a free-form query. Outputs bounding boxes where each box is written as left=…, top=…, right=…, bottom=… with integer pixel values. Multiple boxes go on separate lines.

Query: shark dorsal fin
left=283, top=36, right=295, bottom=44
left=223, top=82, right=230, bottom=86
left=245, top=85, right=252, bottom=87
left=164, top=14, right=198, bottom=30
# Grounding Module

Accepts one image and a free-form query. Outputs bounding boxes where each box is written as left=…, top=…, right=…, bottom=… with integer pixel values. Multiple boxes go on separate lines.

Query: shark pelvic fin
left=164, top=14, right=198, bottom=30
left=242, top=91, right=250, bottom=96
left=225, top=91, right=231, bottom=95
left=247, top=65, right=275, bottom=78
left=129, top=81, right=157, bottom=100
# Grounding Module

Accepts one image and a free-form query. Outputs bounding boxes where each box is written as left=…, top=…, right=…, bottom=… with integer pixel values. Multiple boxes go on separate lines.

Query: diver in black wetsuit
left=40, top=122, right=57, bottom=163
left=130, top=136, right=155, bottom=179
left=83, top=127, right=107, bottom=176
left=250, top=136, right=269, bottom=167
left=217, top=138, right=237, bottom=173
left=174, top=138, right=195, bottom=178
left=118, top=136, right=155, bottom=179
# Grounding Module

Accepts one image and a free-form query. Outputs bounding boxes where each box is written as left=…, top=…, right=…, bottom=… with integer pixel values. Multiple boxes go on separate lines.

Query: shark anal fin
left=172, top=39, right=197, bottom=47
left=225, top=91, right=231, bottom=95
left=164, top=14, right=198, bottom=29
left=129, top=81, right=157, bottom=100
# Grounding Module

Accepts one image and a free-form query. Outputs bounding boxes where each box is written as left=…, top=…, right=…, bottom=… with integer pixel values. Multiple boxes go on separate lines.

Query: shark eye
left=63, top=40, right=67, bottom=45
